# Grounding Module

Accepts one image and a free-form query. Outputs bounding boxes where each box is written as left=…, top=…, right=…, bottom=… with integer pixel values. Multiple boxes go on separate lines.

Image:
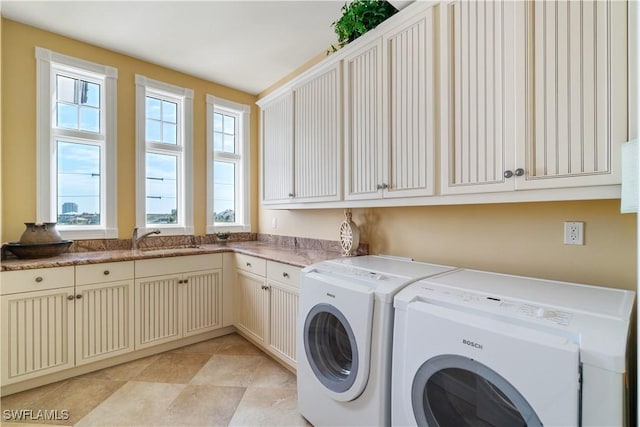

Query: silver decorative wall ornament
left=339, top=209, right=360, bottom=256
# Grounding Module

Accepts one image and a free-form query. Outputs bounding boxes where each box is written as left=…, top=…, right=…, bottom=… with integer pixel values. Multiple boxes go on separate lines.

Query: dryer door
left=412, top=355, right=542, bottom=427
left=403, top=301, right=580, bottom=427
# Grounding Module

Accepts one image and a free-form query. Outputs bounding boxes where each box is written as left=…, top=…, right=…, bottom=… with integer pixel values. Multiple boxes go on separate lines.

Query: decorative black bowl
left=4, top=240, right=73, bottom=259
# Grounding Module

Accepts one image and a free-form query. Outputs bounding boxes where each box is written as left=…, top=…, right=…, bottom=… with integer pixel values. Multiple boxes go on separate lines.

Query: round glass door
left=412, top=355, right=542, bottom=427
left=303, top=303, right=358, bottom=393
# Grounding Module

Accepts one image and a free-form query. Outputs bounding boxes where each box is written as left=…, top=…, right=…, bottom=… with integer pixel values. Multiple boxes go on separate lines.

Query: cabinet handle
left=381, top=183, right=389, bottom=189
left=261, top=285, right=270, bottom=290
left=282, top=272, right=289, bottom=278
left=67, top=295, right=75, bottom=301
left=35, top=276, right=43, bottom=283
left=103, top=270, right=110, bottom=275
left=76, top=294, right=82, bottom=299
left=515, top=168, right=525, bottom=177
left=246, top=262, right=252, bottom=267
left=503, top=170, right=514, bottom=179
left=288, top=193, right=294, bottom=198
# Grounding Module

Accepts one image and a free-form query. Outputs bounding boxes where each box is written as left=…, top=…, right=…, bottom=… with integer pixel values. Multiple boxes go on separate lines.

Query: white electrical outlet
left=564, top=221, right=584, bottom=245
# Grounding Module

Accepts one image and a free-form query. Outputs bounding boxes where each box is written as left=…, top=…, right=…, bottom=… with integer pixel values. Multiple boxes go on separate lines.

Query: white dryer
left=392, top=269, right=635, bottom=427
left=297, top=255, right=457, bottom=426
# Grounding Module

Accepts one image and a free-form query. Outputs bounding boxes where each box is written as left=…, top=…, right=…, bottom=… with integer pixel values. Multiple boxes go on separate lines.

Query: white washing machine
left=392, top=269, right=635, bottom=427
left=297, top=255, right=457, bottom=426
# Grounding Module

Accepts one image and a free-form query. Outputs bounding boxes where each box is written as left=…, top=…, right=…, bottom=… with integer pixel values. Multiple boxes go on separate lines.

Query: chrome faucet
left=131, top=227, right=161, bottom=250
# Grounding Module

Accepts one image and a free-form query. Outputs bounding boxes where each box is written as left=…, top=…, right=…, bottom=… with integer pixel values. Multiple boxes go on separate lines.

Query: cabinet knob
left=515, top=168, right=525, bottom=177
left=261, top=285, right=270, bottom=290
left=103, top=270, right=110, bottom=275
left=76, top=294, right=82, bottom=299
left=503, top=170, right=514, bottom=179
left=376, top=183, right=389, bottom=190
left=246, top=262, right=252, bottom=267
left=282, top=272, right=289, bottom=278
left=67, top=294, right=75, bottom=301
left=35, top=276, right=43, bottom=283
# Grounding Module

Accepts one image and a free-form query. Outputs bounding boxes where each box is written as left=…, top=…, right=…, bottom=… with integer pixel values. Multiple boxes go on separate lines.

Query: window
left=135, top=75, right=193, bottom=235
left=36, top=47, right=118, bottom=239
left=206, top=95, right=250, bottom=233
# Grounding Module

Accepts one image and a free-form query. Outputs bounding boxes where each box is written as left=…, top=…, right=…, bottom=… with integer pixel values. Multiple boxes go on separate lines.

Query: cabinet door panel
left=519, top=0, right=626, bottom=188
left=267, top=281, right=298, bottom=368
left=1, top=287, right=75, bottom=384
left=76, top=280, right=134, bottom=365
left=262, top=93, right=294, bottom=203
left=344, top=39, right=384, bottom=200
left=135, top=275, right=181, bottom=349
left=183, top=269, right=222, bottom=336
left=294, top=64, right=341, bottom=201
left=384, top=10, right=437, bottom=198
left=441, top=0, right=518, bottom=194
left=234, top=270, right=268, bottom=345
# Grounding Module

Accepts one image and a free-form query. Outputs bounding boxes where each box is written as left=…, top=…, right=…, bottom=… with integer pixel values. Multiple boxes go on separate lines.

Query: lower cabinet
left=234, top=254, right=300, bottom=369
left=134, top=254, right=223, bottom=350
left=1, top=286, right=76, bottom=384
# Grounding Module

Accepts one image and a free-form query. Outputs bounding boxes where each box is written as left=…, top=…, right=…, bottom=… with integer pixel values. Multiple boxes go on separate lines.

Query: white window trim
left=135, top=75, right=194, bottom=236
left=35, top=47, right=118, bottom=240
left=206, top=94, right=251, bottom=234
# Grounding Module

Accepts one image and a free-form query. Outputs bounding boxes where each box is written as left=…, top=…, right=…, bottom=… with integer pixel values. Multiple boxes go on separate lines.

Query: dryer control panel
left=413, top=284, right=574, bottom=327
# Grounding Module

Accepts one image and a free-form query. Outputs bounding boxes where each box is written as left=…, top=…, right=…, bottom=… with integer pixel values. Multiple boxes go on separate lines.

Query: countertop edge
left=1, top=242, right=344, bottom=271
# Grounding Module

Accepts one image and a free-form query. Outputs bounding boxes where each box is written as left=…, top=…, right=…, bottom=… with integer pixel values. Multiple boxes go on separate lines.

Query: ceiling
left=1, top=0, right=350, bottom=95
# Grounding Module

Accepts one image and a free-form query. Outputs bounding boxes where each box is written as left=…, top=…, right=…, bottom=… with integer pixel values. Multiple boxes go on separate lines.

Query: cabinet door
left=234, top=269, right=268, bottom=345
left=76, top=280, right=134, bottom=365
left=262, top=92, right=294, bottom=203
left=382, top=8, right=438, bottom=198
left=135, top=274, right=181, bottom=349
left=440, top=1, right=521, bottom=194
left=266, top=280, right=299, bottom=368
left=293, top=63, right=342, bottom=202
left=344, top=38, right=384, bottom=200
left=1, top=287, right=75, bottom=385
left=517, top=0, right=627, bottom=189
left=183, top=269, right=222, bottom=337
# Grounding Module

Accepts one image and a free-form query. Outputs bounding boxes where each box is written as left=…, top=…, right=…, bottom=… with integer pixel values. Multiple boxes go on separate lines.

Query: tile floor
left=1, top=333, right=310, bottom=426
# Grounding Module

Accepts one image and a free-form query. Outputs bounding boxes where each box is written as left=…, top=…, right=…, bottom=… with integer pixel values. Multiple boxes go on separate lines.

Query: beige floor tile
left=2, top=378, right=125, bottom=426
left=228, top=387, right=310, bottom=427
left=134, top=352, right=211, bottom=384
left=214, top=333, right=265, bottom=356
left=76, top=381, right=185, bottom=426
left=78, top=354, right=160, bottom=381
left=1, top=380, right=69, bottom=413
left=250, top=357, right=297, bottom=389
left=169, top=338, right=224, bottom=355
left=163, top=385, right=246, bottom=426
left=190, top=355, right=266, bottom=387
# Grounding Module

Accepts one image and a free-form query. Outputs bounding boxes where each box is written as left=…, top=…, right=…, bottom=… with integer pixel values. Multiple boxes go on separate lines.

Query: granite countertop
left=0, top=241, right=345, bottom=272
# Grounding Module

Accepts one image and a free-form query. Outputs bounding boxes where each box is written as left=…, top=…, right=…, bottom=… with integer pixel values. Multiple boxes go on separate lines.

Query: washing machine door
left=411, top=355, right=542, bottom=427
left=304, top=303, right=360, bottom=393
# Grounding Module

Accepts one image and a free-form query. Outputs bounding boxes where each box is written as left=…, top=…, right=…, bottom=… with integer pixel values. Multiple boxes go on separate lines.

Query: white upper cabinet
left=293, top=63, right=342, bottom=202
left=344, top=38, right=384, bottom=200
left=261, top=92, right=294, bottom=204
left=440, top=0, right=522, bottom=194
left=441, top=0, right=627, bottom=195
left=520, top=0, right=627, bottom=189
left=382, top=7, right=438, bottom=198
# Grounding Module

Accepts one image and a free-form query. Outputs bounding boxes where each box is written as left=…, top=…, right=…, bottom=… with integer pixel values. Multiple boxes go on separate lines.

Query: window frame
left=206, top=95, right=251, bottom=233
left=35, top=47, right=118, bottom=239
left=135, top=75, right=194, bottom=236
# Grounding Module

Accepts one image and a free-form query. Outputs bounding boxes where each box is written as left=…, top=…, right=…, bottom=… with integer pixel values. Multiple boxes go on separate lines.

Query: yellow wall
left=260, top=201, right=637, bottom=290
left=1, top=19, right=259, bottom=242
